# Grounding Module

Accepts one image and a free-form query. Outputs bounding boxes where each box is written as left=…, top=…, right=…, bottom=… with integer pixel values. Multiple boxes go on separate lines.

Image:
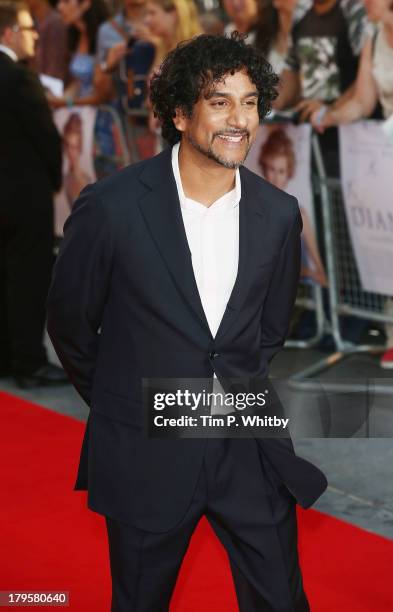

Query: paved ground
left=2, top=331, right=393, bottom=540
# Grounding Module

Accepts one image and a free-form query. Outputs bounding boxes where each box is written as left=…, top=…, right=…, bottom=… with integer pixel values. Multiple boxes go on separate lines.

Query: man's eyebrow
left=204, top=91, right=259, bottom=100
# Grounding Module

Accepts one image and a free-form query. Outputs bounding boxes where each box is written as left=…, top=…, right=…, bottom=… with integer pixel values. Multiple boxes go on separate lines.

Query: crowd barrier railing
left=259, top=117, right=329, bottom=350
left=289, top=132, right=393, bottom=392
left=285, top=265, right=327, bottom=350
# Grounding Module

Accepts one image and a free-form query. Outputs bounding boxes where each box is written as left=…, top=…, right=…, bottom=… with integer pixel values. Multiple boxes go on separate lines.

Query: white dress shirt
left=171, top=142, right=241, bottom=412
left=171, top=142, right=241, bottom=338
left=0, top=45, right=18, bottom=62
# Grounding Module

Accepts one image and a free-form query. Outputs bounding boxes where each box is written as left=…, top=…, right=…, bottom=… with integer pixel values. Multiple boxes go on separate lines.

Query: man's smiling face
left=174, top=69, right=260, bottom=169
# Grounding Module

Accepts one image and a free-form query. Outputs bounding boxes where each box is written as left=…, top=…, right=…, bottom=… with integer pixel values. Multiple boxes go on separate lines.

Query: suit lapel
left=138, top=147, right=213, bottom=336
left=137, top=148, right=268, bottom=342
left=214, top=166, right=267, bottom=342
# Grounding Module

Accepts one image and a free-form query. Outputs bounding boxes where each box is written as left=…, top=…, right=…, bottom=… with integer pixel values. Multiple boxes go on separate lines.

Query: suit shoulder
left=240, top=164, right=299, bottom=220
left=93, top=155, right=154, bottom=202
left=0, top=55, right=22, bottom=88
left=13, top=62, right=40, bottom=89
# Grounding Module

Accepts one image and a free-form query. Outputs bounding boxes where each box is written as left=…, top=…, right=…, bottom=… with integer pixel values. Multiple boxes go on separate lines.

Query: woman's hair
left=259, top=129, right=296, bottom=177
left=254, top=0, right=279, bottom=55
left=151, top=0, right=202, bottom=64
left=68, top=0, right=109, bottom=55
left=63, top=112, right=83, bottom=147
left=153, top=0, right=202, bottom=43
left=150, top=32, right=279, bottom=145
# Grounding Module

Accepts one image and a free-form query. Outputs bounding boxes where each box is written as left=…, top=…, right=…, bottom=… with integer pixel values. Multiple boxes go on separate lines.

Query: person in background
left=199, top=9, right=225, bottom=34
left=275, top=0, right=371, bottom=121
left=0, top=0, right=67, bottom=388
left=96, top=0, right=150, bottom=74
left=253, top=0, right=311, bottom=74
left=274, top=0, right=371, bottom=176
left=312, top=0, right=393, bottom=128
left=222, top=0, right=258, bottom=40
left=25, top=0, right=68, bottom=81
left=259, top=128, right=328, bottom=286
left=223, top=0, right=310, bottom=74
left=53, top=0, right=122, bottom=177
left=144, top=0, right=202, bottom=134
left=272, top=0, right=372, bottom=345
left=312, top=0, right=393, bottom=367
left=96, top=0, right=155, bottom=151
left=51, top=0, right=112, bottom=108
left=144, top=0, right=202, bottom=68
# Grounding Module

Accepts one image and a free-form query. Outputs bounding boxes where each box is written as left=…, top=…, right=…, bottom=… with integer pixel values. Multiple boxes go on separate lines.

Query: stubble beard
left=186, top=132, right=251, bottom=169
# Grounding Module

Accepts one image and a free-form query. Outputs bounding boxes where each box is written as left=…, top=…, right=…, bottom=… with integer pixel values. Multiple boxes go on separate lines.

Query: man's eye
left=245, top=100, right=257, bottom=106
left=212, top=100, right=227, bottom=107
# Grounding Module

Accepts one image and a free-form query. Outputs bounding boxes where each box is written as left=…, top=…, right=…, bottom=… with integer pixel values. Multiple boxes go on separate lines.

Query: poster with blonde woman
left=245, top=124, right=327, bottom=286
left=53, top=106, right=97, bottom=236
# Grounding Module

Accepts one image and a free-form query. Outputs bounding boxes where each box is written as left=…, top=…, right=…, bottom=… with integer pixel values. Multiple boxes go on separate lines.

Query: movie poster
left=53, top=106, right=97, bottom=237
left=340, top=121, right=393, bottom=295
left=245, top=123, right=326, bottom=286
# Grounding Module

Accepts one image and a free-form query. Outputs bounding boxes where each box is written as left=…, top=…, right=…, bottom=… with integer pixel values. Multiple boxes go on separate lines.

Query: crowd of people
left=1, top=0, right=393, bottom=388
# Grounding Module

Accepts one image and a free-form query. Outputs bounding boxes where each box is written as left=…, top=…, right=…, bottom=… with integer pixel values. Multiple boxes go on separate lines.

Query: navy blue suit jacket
left=46, top=146, right=327, bottom=532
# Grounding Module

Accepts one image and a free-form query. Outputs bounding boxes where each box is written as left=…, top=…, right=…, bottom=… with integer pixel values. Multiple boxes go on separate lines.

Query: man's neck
left=178, top=140, right=237, bottom=208
left=313, top=0, right=337, bottom=16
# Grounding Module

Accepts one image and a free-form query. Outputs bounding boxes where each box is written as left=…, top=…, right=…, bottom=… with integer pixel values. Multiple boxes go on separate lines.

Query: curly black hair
left=150, top=32, right=279, bottom=145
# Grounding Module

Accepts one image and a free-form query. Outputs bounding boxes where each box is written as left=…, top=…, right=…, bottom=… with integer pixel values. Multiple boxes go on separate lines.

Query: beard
left=186, top=131, right=251, bottom=169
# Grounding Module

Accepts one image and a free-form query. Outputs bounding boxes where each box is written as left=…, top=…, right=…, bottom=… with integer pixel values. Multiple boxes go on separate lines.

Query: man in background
left=275, top=0, right=371, bottom=174
left=0, top=0, right=67, bottom=388
left=25, top=0, right=68, bottom=82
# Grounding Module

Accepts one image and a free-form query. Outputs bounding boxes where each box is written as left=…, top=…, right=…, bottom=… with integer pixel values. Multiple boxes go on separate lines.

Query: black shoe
left=14, top=364, right=69, bottom=389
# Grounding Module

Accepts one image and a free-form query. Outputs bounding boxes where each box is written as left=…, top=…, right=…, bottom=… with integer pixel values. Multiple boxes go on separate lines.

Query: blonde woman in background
left=144, top=0, right=202, bottom=67
left=144, top=0, right=202, bottom=133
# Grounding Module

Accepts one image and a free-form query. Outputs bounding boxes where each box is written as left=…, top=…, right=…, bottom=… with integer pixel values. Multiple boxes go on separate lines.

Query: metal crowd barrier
left=258, top=116, right=329, bottom=351
left=285, top=253, right=326, bottom=349
left=290, top=133, right=393, bottom=392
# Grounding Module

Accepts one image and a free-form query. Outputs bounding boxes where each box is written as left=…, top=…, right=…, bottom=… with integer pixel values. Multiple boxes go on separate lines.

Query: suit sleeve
left=260, top=199, right=302, bottom=369
left=15, top=67, right=62, bottom=191
left=46, top=184, right=115, bottom=406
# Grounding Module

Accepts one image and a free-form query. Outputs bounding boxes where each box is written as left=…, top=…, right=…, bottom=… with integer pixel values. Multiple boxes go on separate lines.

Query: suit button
left=209, top=351, right=219, bottom=359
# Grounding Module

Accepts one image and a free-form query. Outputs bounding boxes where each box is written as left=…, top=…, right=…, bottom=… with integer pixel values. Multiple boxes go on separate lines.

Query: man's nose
left=227, top=104, right=248, bottom=129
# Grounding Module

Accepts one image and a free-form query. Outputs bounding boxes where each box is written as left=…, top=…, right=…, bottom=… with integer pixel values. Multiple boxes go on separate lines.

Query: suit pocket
left=91, top=389, right=144, bottom=429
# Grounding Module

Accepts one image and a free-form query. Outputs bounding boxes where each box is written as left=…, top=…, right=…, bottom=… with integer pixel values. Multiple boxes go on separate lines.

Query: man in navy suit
left=47, top=34, right=327, bottom=611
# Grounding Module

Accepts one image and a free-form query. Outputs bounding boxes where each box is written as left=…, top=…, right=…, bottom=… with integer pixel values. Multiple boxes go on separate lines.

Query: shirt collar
left=171, top=141, right=241, bottom=213
left=0, top=45, right=18, bottom=62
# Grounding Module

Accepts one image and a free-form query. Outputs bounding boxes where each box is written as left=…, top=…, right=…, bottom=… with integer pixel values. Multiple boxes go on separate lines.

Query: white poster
left=340, top=121, right=393, bottom=296
left=53, top=106, right=97, bottom=237
left=245, top=123, right=327, bottom=286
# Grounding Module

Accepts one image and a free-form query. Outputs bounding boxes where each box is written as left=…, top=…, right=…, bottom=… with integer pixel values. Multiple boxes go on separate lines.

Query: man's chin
left=211, top=151, right=248, bottom=169
left=187, top=135, right=249, bottom=169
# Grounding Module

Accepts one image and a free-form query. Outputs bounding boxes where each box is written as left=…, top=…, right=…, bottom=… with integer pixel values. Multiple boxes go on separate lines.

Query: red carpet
left=1, top=390, right=392, bottom=611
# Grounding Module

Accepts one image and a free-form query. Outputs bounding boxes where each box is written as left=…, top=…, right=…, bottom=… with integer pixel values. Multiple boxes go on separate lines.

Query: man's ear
left=172, top=108, right=188, bottom=133
left=1, top=27, right=13, bottom=47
